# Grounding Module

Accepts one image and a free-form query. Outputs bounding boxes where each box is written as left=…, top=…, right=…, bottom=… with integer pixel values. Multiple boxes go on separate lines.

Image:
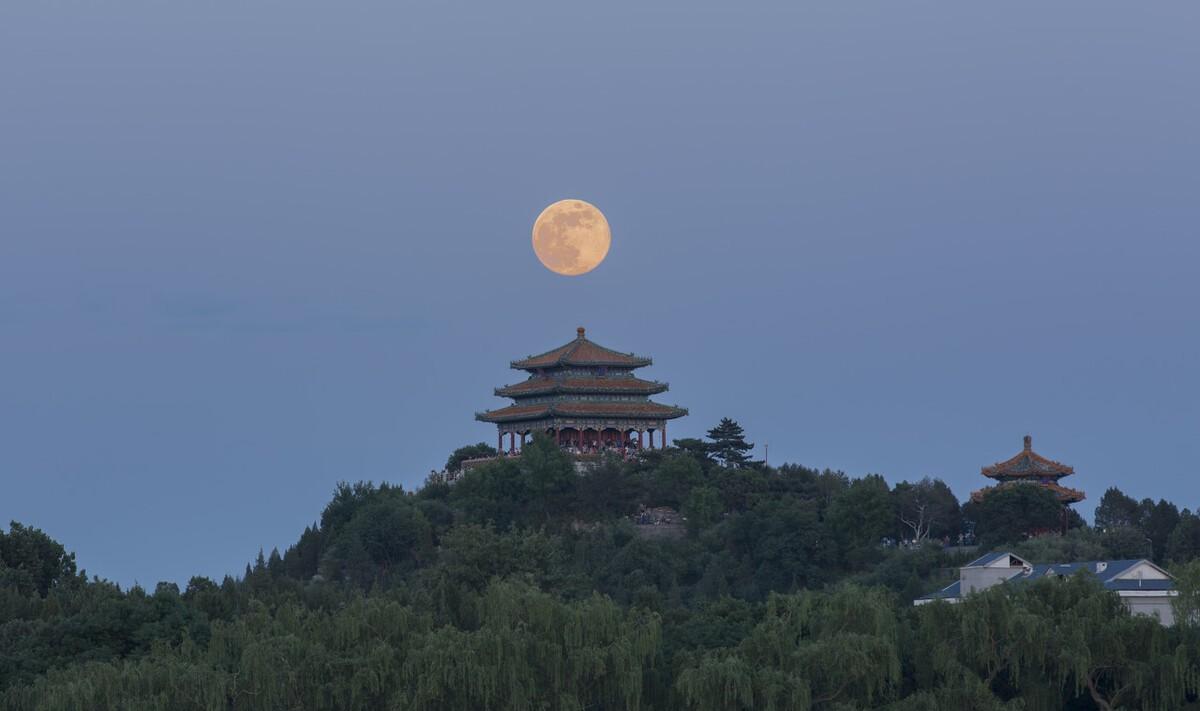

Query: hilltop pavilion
left=476, top=327, right=687, bottom=454
left=971, top=435, right=1086, bottom=505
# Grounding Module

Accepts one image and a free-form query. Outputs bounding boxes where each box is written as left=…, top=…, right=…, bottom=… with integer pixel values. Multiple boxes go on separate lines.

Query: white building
left=915, top=551, right=1177, bottom=625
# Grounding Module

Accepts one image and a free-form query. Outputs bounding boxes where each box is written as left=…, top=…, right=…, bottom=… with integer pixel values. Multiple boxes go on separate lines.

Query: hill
left=2, top=431, right=1199, bottom=709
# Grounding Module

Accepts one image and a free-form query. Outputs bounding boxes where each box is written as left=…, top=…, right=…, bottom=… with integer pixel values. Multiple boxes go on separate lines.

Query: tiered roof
left=477, top=401, right=686, bottom=424
left=511, top=327, right=651, bottom=370
left=477, top=327, right=686, bottom=428
left=495, top=376, right=668, bottom=397
left=982, top=435, right=1074, bottom=480
left=971, top=436, right=1086, bottom=504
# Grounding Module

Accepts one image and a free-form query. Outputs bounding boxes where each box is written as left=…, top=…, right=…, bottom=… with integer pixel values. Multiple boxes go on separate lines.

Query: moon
left=531, top=199, right=611, bottom=276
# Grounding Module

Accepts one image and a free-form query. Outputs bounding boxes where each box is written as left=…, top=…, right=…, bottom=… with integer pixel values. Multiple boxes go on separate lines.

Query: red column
left=638, top=430, right=644, bottom=449
left=662, top=422, right=667, bottom=448
left=649, top=430, right=655, bottom=449
left=509, top=432, right=515, bottom=454
left=498, top=432, right=503, bottom=453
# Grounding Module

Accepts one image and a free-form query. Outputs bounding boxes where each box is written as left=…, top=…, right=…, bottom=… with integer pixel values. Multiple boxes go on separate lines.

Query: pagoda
left=476, top=327, right=687, bottom=454
left=970, top=435, right=1086, bottom=504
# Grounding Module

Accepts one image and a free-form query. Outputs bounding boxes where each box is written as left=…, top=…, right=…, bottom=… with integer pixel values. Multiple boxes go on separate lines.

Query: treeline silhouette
left=2, top=425, right=1199, bottom=710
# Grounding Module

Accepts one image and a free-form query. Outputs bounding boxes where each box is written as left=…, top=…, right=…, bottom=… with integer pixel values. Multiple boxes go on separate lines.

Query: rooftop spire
left=577, top=326, right=586, bottom=339
left=1024, top=434, right=1032, bottom=452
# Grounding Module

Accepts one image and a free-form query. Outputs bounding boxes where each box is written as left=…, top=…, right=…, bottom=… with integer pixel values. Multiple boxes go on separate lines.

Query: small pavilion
left=476, top=327, right=687, bottom=454
left=971, top=435, right=1086, bottom=505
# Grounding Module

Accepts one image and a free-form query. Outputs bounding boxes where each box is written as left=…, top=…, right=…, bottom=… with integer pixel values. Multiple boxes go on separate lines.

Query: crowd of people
left=880, top=531, right=977, bottom=549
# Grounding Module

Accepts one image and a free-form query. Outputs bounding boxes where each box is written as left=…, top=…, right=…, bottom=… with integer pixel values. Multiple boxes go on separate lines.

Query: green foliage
left=1013, top=527, right=1107, bottom=563
left=675, top=586, right=900, bottom=710
left=1141, top=498, right=1181, bottom=564
left=1094, top=486, right=1141, bottom=530
left=1100, top=525, right=1154, bottom=560
left=646, top=452, right=705, bottom=508
left=575, top=458, right=641, bottom=519
left=444, top=441, right=498, bottom=472
left=682, top=486, right=722, bottom=536
left=705, top=418, right=754, bottom=467
left=826, top=474, right=894, bottom=565
left=1168, top=512, right=1200, bottom=564
left=4, top=456, right=1200, bottom=710
left=0, top=523, right=77, bottom=596
left=965, top=486, right=1064, bottom=548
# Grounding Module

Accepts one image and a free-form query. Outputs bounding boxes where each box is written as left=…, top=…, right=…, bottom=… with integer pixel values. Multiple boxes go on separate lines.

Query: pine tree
left=705, top=418, right=754, bottom=467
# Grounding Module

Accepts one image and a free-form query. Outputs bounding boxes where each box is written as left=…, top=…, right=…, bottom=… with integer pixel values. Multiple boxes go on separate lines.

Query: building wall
left=1124, top=597, right=1175, bottom=626
left=961, top=567, right=1021, bottom=594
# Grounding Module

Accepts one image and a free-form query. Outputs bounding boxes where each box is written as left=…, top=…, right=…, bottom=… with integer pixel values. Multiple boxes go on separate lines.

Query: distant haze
left=1, top=1, right=1197, bottom=587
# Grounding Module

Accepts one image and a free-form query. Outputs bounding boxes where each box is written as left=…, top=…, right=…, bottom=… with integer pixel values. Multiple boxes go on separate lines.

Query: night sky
left=3, top=2, right=1198, bottom=587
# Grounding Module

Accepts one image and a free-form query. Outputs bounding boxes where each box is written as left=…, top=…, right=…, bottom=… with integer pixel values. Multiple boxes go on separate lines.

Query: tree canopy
left=3, top=452, right=1200, bottom=710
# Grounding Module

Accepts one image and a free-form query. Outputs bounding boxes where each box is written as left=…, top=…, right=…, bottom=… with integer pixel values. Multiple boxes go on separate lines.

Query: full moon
left=531, top=199, right=611, bottom=276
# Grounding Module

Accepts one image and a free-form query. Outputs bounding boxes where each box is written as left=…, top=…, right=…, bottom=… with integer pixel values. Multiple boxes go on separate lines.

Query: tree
left=1140, top=499, right=1180, bottom=563
left=646, top=452, right=705, bottom=508
left=675, top=586, right=900, bottom=710
left=892, top=478, right=961, bottom=543
left=672, top=437, right=714, bottom=468
left=1094, top=486, right=1140, bottom=531
left=1014, top=526, right=1108, bottom=563
left=0, top=522, right=77, bottom=596
left=705, top=418, right=754, bottom=467
left=1173, top=560, right=1200, bottom=632
left=911, top=574, right=1196, bottom=710
left=324, top=499, right=433, bottom=585
left=682, top=486, right=723, bottom=536
left=721, top=495, right=838, bottom=594
left=517, top=433, right=576, bottom=522
left=826, top=474, right=895, bottom=563
left=575, top=458, right=640, bottom=519
left=1099, top=526, right=1153, bottom=560
left=964, top=485, right=1064, bottom=548
left=1167, top=511, right=1200, bottom=564
left=444, top=442, right=498, bottom=473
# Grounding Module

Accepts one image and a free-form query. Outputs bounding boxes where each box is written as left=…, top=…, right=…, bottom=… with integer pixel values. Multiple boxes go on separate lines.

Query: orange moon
left=531, top=199, right=611, bottom=276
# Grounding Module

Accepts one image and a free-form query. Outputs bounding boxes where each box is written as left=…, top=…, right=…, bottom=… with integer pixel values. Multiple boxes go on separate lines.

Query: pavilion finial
left=1023, top=434, right=1032, bottom=452
left=577, top=326, right=586, bottom=339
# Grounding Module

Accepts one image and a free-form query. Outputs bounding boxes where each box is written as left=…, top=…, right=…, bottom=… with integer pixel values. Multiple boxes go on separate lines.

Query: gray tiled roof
left=919, top=580, right=962, bottom=600
left=918, top=555, right=1174, bottom=601
left=964, top=551, right=1010, bottom=568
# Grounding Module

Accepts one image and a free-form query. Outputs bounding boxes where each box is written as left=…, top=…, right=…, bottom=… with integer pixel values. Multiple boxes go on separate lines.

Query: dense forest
left=3, top=420, right=1200, bottom=710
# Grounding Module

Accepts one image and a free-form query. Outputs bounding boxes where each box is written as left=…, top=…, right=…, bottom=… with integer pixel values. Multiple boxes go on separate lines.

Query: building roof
left=970, top=480, right=1087, bottom=504
left=1020, top=560, right=1145, bottom=585
left=917, top=554, right=1174, bottom=602
left=982, top=435, right=1075, bottom=480
left=511, top=327, right=652, bottom=370
left=476, top=400, right=688, bottom=424
left=921, top=580, right=962, bottom=601
left=496, top=376, right=668, bottom=398
left=965, top=551, right=1029, bottom=568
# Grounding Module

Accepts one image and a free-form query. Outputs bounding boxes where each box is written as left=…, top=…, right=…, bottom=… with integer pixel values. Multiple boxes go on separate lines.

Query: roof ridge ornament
left=577, top=326, right=586, bottom=339
left=1024, top=434, right=1032, bottom=452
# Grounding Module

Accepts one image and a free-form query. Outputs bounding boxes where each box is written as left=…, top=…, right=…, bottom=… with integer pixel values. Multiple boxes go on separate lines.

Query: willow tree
left=675, top=586, right=901, bottom=710
left=911, top=574, right=1199, bottom=711
left=399, top=581, right=660, bottom=711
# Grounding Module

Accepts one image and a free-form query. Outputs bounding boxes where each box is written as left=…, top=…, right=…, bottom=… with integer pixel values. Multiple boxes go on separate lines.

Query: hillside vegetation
left=3, top=426, right=1200, bottom=710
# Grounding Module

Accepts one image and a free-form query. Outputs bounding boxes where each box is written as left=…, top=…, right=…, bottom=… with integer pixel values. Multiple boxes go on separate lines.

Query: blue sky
left=2, top=1, right=1198, bottom=587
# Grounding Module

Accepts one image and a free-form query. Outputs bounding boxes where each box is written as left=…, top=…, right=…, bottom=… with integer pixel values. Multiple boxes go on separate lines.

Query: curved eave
left=476, top=403, right=688, bottom=424
left=981, top=452, right=1074, bottom=478
left=981, top=471, right=1074, bottom=481
left=510, top=357, right=652, bottom=370
left=494, top=380, right=669, bottom=397
left=970, top=483, right=1086, bottom=505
